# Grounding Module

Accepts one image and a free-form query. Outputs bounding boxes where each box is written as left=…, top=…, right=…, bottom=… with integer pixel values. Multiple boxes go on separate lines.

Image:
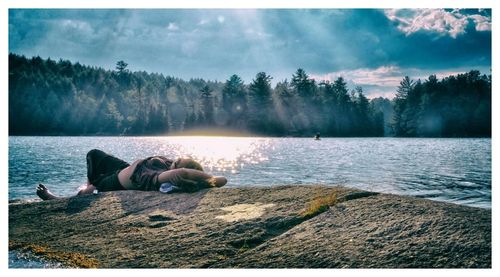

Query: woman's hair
left=172, top=158, right=211, bottom=192
left=176, top=158, right=204, bottom=171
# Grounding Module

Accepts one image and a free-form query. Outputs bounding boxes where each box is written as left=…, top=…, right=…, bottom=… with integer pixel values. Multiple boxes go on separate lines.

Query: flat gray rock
left=9, top=185, right=490, bottom=268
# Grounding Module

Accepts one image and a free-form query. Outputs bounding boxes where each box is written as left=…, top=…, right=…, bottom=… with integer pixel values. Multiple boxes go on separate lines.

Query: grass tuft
left=300, top=192, right=338, bottom=219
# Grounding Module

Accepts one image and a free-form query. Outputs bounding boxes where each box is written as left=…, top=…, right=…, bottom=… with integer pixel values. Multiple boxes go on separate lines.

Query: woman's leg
left=36, top=181, right=96, bottom=201
left=87, top=149, right=130, bottom=185
left=87, top=149, right=130, bottom=192
left=36, top=184, right=60, bottom=200
left=37, top=150, right=129, bottom=200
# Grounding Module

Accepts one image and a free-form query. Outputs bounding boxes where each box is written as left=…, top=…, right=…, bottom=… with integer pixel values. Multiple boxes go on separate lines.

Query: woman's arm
left=158, top=168, right=227, bottom=189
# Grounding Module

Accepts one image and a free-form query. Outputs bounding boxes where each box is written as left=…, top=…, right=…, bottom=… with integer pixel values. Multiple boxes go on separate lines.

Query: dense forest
left=392, top=72, right=491, bottom=137
left=8, top=53, right=491, bottom=137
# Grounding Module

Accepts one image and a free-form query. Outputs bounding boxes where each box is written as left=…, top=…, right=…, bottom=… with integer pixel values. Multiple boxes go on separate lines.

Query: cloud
left=384, top=9, right=491, bottom=38
left=311, top=66, right=403, bottom=87
left=167, top=22, right=179, bottom=31
left=311, top=65, right=485, bottom=87
left=198, top=19, right=209, bottom=25
left=310, top=65, right=489, bottom=99
left=469, top=14, right=491, bottom=31
left=8, top=9, right=490, bottom=91
left=309, top=66, right=402, bottom=99
left=60, top=19, right=93, bottom=32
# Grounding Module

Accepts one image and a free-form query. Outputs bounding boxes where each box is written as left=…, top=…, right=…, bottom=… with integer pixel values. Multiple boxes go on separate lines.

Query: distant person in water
left=36, top=149, right=227, bottom=201
left=314, top=133, right=321, bottom=140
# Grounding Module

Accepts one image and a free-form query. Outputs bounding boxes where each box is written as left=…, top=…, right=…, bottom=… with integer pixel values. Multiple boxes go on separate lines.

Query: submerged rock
left=9, top=185, right=491, bottom=268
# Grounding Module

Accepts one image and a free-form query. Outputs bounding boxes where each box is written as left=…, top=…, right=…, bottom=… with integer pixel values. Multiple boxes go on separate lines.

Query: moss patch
left=9, top=241, right=100, bottom=268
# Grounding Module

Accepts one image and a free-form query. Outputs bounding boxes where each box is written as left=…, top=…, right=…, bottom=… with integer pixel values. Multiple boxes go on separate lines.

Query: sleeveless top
left=129, top=156, right=174, bottom=191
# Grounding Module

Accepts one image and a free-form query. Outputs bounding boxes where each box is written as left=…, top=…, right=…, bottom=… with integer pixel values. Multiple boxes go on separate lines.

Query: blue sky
left=9, top=8, right=491, bottom=98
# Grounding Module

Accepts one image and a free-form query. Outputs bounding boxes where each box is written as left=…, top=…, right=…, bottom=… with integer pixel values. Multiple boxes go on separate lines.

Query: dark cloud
left=9, top=9, right=491, bottom=97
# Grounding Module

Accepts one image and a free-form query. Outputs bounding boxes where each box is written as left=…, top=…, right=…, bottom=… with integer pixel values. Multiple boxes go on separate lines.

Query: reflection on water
left=146, top=136, right=271, bottom=173
left=9, top=136, right=491, bottom=209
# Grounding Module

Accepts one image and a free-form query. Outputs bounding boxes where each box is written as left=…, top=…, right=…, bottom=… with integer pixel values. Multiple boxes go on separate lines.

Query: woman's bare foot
left=36, top=184, right=60, bottom=201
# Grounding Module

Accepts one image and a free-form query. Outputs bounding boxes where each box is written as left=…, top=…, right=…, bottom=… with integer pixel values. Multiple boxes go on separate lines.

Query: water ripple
left=9, top=137, right=491, bottom=209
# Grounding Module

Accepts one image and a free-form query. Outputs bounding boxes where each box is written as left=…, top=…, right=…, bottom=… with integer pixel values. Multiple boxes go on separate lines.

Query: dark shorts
left=86, top=149, right=130, bottom=192
left=94, top=171, right=124, bottom=192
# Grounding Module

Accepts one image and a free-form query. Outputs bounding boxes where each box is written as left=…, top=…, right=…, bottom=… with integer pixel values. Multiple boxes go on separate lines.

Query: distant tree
left=291, top=68, right=315, bottom=98
left=115, top=60, right=128, bottom=74
left=129, top=76, right=147, bottom=134
left=200, top=85, right=214, bottom=125
left=290, top=68, right=322, bottom=134
left=404, top=79, right=423, bottom=136
left=370, top=97, right=394, bottom=136
left=145, top=104, right=169, bottom=135
left=248, top=72, right=274, bottom=132
left=222, top=74, right=247, bottom=127
left=184, top=111, right=198, bottom=130
left=392, top=76, right=414, bottom=136
left=104, top=99, right=124, bottom=133
left=317, top=81, right=336, bottom=135
left=249, top=72, right=273, bottom=109
left=332, top=77, right=352, bottom=135
left=354, top=87, right=370, bottom=136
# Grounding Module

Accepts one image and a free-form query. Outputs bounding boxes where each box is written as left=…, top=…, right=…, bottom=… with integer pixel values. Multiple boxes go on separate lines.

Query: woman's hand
left=211, top=176, right=227, bottom=187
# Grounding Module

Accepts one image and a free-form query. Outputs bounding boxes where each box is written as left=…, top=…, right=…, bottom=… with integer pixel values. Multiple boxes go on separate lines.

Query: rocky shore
left=9, top=185, right=491, bottom=268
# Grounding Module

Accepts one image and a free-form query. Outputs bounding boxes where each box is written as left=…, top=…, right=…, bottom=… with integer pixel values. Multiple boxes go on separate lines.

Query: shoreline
left=8, top=134, right=493, bottom=138
left=9, top=185, right=493, bottom=210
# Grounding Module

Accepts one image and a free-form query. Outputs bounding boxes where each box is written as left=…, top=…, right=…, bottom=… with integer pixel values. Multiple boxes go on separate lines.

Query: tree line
left=8, top=53, right=490, bottom=137
left=392, top=72, right=491, bottom=137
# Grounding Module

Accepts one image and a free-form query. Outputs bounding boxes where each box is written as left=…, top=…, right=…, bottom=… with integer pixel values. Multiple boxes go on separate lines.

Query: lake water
left=9, top=136, right=491, bottom=209
left=9, top=250, right=64, bottom=268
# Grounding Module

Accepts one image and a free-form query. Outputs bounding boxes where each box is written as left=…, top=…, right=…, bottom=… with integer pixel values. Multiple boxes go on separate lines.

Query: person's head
left=170, top=158, right=204, bottom=171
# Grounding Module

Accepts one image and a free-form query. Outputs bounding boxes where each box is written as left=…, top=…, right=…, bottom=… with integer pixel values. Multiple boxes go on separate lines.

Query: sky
left=9, top=8, right=491, bottom=98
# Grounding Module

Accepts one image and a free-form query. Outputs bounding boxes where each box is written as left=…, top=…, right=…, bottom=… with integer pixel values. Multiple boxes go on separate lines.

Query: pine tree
left=392, top=76, right=414, bottom=136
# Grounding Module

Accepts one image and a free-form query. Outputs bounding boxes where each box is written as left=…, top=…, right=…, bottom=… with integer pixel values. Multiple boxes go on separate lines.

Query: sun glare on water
left=159, top=136, right=271, bottom=173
